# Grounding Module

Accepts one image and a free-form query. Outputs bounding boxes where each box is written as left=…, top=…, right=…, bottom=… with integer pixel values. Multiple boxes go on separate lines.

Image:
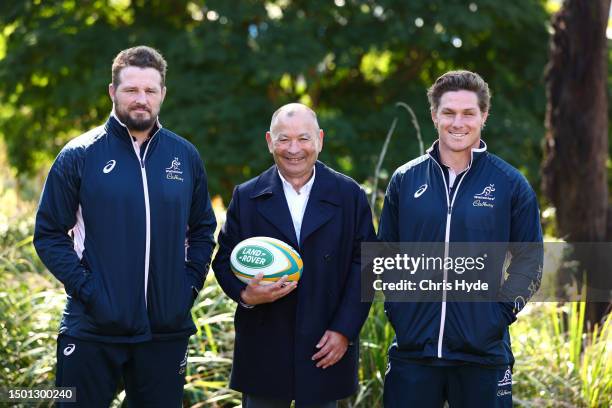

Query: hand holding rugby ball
left=230, top=236, right=303, bottom=285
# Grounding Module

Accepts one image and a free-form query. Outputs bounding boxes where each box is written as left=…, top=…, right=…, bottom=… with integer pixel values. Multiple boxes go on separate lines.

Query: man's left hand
left=312, top=330, right=349, bottom=369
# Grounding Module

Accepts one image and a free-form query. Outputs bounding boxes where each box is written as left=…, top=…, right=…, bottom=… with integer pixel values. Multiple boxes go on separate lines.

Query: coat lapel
left=250, top=166, right=300, bottom=249
left=299, top=162, right=340, bottom=246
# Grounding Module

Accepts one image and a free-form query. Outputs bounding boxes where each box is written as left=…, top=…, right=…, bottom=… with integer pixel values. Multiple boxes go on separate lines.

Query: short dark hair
left=427, top=70, right=491, bottom=113
left=111, top=46, right=167, bottom=87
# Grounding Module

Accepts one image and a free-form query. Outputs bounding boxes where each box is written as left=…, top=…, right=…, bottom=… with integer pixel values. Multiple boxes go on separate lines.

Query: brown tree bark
left=542, top=0, right=611, bottom=326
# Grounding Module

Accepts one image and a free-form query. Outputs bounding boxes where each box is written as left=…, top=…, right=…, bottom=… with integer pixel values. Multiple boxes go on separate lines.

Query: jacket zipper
left=429, top=153, right=472, bottom=358
left=112, top=109, right=163, bottom=311
left=129, top=131, right=160, bottom=309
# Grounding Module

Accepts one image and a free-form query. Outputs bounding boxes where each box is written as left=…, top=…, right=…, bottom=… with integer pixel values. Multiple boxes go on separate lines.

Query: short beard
left=116, top=109, right=156, bottom=132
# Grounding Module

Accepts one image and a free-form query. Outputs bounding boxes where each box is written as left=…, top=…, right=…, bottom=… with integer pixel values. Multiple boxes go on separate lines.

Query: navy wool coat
left=213, top=161, right=375, bottom=404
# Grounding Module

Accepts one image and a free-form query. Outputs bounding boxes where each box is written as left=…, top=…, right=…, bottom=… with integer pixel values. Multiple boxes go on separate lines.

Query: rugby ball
left=230, top=236, right=303, bottom=285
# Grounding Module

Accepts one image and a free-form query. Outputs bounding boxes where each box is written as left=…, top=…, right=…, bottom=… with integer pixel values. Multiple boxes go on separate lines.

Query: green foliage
left=351, top=302, right=394, bottom=407
left=0, top=0, right=550, bottom=200
left=184, top=282, right=241, bottom=407
left=0, top=139, right=38, bottom=249
left=0, top=267, right=239, bottom=407
left=355, top=302, right=612, bottom=408
left=0, top=271, right=62, bottom=396
left=510, top=302, right=612, bottom=408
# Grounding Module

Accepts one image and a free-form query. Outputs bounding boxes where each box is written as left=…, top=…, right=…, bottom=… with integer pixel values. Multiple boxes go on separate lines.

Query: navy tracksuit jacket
left=34, top=115, right=217, bottom=343
left=378, top=140, right=543, bottom=366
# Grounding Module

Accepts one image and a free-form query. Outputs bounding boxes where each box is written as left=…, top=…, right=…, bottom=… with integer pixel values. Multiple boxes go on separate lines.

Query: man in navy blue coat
left=213, top=103, right=375, bottom=407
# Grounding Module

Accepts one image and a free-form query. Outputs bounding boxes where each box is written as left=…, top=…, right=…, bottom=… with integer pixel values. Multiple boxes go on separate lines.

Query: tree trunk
left=542, top=0, right=611, bottom=326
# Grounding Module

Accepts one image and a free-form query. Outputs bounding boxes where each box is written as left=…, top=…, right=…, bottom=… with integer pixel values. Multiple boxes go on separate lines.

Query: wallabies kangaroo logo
left=473, top=184, right=496, bottom=208
left=476, top=184, right=495, bottom=197
left=165, top=157, right=184, bottom=182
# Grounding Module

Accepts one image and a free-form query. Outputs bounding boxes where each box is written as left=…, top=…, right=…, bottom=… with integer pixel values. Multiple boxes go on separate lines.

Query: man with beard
left=34, top=46, right=216, bottom=407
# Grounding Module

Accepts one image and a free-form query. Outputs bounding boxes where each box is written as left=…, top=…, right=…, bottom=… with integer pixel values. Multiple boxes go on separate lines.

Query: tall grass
left=184, top=281, right=240, bottom=407
left=0, top=267, right=63, bottom=408
left=511, top=302, right=611, bottom=407
left=0, top=259, right=240, bottom=407
left=351, top=302, right=394, bottom=407
left=0, top=270, right=62, bottom=387
left=354, top=302, right=612, bottom=408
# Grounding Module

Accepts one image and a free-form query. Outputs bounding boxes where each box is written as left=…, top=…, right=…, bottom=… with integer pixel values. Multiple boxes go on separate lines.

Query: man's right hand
left=240, top=273, right=298, bottom=305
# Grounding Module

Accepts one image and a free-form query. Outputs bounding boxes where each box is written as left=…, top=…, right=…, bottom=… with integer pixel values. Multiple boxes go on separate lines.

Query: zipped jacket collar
left=105, top=109, right=163, bottom=147
left=426, top=139, right=488, bottom=170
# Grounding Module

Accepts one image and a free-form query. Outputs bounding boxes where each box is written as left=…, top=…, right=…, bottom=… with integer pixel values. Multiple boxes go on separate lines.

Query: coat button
left=324, top=254, right=331, bottom=261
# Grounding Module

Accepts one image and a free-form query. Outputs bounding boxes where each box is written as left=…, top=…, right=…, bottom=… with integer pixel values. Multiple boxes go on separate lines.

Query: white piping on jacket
left=112, top=109, right=162, bottom=308
left=73, top=205, right=85, bottom=259
left=427, top=142, right=484, bottom=358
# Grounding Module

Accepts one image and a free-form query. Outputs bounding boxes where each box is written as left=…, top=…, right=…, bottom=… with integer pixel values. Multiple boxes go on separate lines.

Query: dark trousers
left=55, top=334, right=189, bottom=408
left=383, top=359, right=513, bottom=408
left=242, top=394, right=337, bottom=408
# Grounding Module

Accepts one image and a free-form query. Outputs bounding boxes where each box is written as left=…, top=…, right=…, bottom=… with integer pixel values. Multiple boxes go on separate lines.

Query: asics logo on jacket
left=378, top=140, right=543, bottom=367
left=34, top=115, right=217, bottom=343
